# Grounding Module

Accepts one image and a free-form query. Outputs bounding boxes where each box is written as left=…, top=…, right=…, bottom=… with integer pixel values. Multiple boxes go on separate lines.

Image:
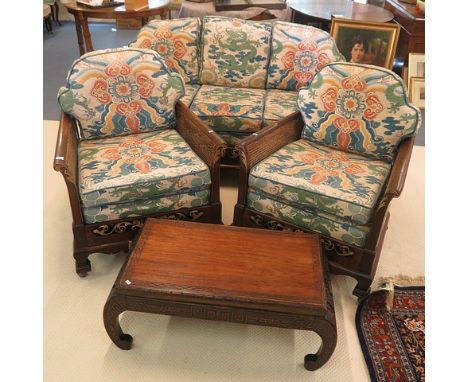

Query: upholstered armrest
left=382, top=136, right=415, bottom=199
left=175, top=101, right=226, bottom=170
left=238, top=112, right=303, bottom=172
left=54, top=112, right=78, bottom=184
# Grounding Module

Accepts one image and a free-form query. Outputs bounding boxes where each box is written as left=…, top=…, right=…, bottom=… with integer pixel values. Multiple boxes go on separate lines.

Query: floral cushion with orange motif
left=129, top=18, right=201, bottom=84
left=78, top=129, right=211, bottom=210
left=267, top=22, right=345, bottom=91
left=58, top=48, right=184, bottom=140
left=248, top=139, right=391, bottom=224
left=298, top=63, right=421, bottom=162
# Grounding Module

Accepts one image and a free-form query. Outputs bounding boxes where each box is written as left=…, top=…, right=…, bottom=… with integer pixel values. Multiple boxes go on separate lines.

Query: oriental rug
left=356, top=284, right=425, bottom=382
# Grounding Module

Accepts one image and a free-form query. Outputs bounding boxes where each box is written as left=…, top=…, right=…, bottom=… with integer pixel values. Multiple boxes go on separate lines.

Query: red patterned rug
left=356, top=285, right=425, bottom=382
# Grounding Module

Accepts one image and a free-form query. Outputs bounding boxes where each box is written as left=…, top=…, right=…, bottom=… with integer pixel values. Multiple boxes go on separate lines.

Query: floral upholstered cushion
left=263, top=89, right=299, bottom=127
left=190, top=85, right=265, bottom=133
left=247, top=189, right=370, bottom=247
left=267, top=22, right=345, bottom=91
left=200, top=16, right=272, bottom=88
left=179, top=84, right=200, bottom=106
left=83, top=189, right=210, bottom=224
left=299, top=63, right=421, bottom=162
left=58, top=48, right=184, bottom=140
left=249, top=139, right=391, bottom=224
left=129, top=18, right=201, bottom=84
left=79, top=129, right=211, bottom=208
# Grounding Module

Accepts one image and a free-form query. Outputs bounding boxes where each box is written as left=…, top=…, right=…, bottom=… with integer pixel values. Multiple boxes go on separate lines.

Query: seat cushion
left=58, top=48, right=184, bottom=140
left=79, top=129, right=211, bottom=209
left=83, top=189, right=210, bottom=224
left=249, top=139, right=391, bottom=225
left=247, top=189, right=369, bottom=247
left=267, top=21, right=345, bottom=91
left=179, top=84, right=200, bottom=107
left=200, top=16, right=272, bottom=88
left=263, top=89, right=298, bottom=127
left=129, top=18, right=201, bottom=84
left=190, top=85, right=265, bottom=133
left=217, top=131, right=251, bottom=149
left=298, top=63, right=421, bottom=162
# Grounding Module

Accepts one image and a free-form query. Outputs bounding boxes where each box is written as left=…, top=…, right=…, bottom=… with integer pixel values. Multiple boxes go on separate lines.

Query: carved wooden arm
left=53, top=112, right=84, bottom=224
left=175, top=101, right=226, bottom=169
left=236, top=112, right=303, bottom=205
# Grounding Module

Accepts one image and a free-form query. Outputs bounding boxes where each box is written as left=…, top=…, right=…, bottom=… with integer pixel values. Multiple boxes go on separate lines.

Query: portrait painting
left=330, top=19, right=400, bottom=69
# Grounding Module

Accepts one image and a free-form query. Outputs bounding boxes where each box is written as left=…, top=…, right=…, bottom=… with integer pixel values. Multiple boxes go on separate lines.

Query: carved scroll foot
left=303, top=319, right=337, bottom=371
left=103, top=293, right=133, bottom=350
left=74, top=255, right=91, bottom=278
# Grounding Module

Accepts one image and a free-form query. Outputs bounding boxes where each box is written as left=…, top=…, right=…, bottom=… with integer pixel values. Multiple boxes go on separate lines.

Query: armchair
left=233, top=62, right=421, bottom=299
left=54, top=47, right=226, bottom=277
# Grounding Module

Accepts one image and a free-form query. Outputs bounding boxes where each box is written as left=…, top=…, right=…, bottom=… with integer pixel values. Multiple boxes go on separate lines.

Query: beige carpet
left=44, top=120, right=424, bottom=382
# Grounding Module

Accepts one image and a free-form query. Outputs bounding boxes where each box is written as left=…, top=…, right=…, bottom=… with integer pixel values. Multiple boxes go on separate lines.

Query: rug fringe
left=375, top=275, right=425, bottom=311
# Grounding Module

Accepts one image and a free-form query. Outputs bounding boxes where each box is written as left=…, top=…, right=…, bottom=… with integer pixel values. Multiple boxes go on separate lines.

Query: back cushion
left=200, top=16, right=272, bottom=89
left=129, top=18, right=201, bottom=85
left=267, top=22, right=345, bottom=91
left=299, top=63, right=421, bottom=161
left=58, top=48, right=184, bottom=140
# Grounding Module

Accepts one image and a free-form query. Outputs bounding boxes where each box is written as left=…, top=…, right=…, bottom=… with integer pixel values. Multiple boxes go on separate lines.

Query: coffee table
left=103, top=219, right=337, bottom=371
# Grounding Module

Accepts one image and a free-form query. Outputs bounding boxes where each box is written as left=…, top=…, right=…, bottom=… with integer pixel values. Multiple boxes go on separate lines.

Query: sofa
left=129, top=16, right=345, bottom=163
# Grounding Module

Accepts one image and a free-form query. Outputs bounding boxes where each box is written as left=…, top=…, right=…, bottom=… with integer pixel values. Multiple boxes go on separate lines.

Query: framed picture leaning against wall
left=330, top=18, right=400, bottom=69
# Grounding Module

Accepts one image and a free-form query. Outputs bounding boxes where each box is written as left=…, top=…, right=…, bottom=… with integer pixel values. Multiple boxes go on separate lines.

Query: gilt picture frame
left=408, top=53, right=425, bottom=85
left=330, top=18, right=400, bottom=69
left=409, top=76, right=425, bottom=108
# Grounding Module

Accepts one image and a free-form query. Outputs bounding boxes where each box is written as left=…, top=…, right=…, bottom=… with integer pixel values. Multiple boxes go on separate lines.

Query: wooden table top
left=288, top=0, right=394, bottom=23
left=119, top=219, right=326, bottom=315
left=62, top=0, right=169, bottom=16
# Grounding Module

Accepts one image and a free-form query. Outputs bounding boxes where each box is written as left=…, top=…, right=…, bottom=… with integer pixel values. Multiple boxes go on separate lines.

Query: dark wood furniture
left=233, top=112, right=416, bottom=299
left=103, top=219, right=337, bottom=371
left=214, top=0, right=286, bottom=11
left=288, top=0, right=394, bottom=30
left=385, top=0, right=425, bottom=66
left=63, top=0, right=170, bottom=55
left=54, top=102, right=226, bottom=277
left=49, top=0, right=62, bottom=26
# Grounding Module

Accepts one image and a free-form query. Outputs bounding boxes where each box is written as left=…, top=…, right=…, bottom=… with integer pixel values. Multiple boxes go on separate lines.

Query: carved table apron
left=103, top=219, right=337, bottom=371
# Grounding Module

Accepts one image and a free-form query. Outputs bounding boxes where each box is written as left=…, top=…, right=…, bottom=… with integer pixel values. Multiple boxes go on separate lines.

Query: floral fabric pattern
left=247, top=189, right=369, bottom=247
left=200, top=16, right=272, bottom=88
left=190, top=85, right=265, bottom=133
left=263, top=89, right=299, bottom=127
left=58, top=48, right=184, bottom=140
left=83, top=189, right=210, bottom=224
left=218, top=131, right=251, bottom=148
left=179, top=84, right=200, bottom=107
left=249, top=139, right=391, bottom=224
left=299, top=63, right=421, bottom=161
left=129, top=18, right=201, bottom=84
left=267, top=22, right=345, bottom=91
left=79, top=129, right=211, bottom=208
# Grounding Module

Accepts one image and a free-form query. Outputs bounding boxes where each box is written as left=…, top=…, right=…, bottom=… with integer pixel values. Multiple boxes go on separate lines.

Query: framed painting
left=408, top=53, right=425, bottom=85
left=330, top=18, right=400, bottom=69
left=409, top=76, right=425, bottom=108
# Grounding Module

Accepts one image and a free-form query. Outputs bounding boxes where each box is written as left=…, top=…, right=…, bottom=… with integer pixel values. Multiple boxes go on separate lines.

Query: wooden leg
left=44, top=16, right=53, bottom=32
left=303, top=319, right=337, bottom=371
left=103, top=292, right=133, bottom=350
left=79, top=14, right=94, bottom=52
left=73, top=14, right=85, bottom=56
left=52, top=2, right=61, bottom=26
left=74, top=250, right=91, bottom=277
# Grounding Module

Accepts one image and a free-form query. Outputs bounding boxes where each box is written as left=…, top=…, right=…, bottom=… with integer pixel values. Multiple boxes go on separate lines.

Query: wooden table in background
left=63, top=0, right=170, bottom=55
left=288, top=0, right=394, bottom=30
left=103, top=219, right=337, bottom=371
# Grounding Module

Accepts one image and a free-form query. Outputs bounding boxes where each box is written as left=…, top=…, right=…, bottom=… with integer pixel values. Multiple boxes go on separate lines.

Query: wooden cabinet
left=385, top=0, right=425, bottom=67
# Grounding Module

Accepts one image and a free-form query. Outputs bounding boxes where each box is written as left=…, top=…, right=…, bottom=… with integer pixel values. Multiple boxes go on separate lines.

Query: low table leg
left=304, top=318, right=337, bottom=371
left=103, top=291, right=133, bottom=350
